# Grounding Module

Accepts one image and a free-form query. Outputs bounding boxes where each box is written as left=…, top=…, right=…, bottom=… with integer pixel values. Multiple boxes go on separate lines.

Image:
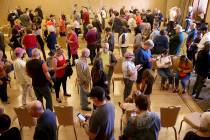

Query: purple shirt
left=86, top=29, right=97, bottom=45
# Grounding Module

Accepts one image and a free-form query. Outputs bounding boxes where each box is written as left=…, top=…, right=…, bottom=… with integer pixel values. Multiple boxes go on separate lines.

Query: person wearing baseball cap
left=122, top=52, right=141, bottom=100
left=169, top=24, right=185, bottom=55
left=81, top=86, right=115, bottom=140
left=13, top=47, right=36, bottom=105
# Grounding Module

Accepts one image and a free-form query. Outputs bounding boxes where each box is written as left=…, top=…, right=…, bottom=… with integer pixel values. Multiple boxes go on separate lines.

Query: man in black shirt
left=26, top=48, right=53, bottom=110
left=192, top=41, right=210, bottom=100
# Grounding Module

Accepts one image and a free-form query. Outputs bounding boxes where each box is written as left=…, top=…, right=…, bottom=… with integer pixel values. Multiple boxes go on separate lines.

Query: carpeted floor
left=189, top=78, right=210, bottom=111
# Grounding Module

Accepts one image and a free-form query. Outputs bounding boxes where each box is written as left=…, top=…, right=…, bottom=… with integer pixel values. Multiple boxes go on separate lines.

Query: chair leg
left=57, top=125, right=60, bottom=140
left=172, top=126, right=177, bottom=140
left=112, top=80, right=114, bottom=92
left=178, top=120, right=184, bottom=134
left=73, top=125, right=78, bottom=140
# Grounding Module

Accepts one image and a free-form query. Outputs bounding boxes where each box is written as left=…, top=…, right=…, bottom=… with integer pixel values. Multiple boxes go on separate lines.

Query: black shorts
left=136, top=68, right=145, bottom=84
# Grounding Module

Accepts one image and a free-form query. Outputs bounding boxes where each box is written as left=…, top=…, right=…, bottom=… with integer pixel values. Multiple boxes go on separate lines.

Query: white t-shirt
left=101, top=9, right=106, bottom=19
left=122, top=60, right=137, bottom=81
left=197, top=32, right=210, bottom=51
left=73, top=20, right=80, bottom=29
left=156, top=55, right=172, bottom=68
left=13, top=58, right=32, bottom=85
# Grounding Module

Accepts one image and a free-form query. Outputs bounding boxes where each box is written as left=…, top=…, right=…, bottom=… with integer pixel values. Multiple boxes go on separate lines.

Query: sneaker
left=195, top=96, right=204, bottom=100
left=82, top=107, right=92, bottom=111
left=64, top=93, right=71, bottom=97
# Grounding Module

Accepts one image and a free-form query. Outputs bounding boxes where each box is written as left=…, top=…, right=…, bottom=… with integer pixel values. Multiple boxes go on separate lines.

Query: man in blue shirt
left=135, top=40, right=155, bottom=90
left=27, top=100, right=57, bottom=140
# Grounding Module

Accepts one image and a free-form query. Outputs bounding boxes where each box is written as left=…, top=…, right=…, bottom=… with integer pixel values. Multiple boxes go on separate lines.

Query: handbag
left=64, top=60, right=73, bottom=77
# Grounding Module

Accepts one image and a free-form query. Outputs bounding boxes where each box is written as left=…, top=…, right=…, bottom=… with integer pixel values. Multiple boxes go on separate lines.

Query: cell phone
left=77, top=113, right=86, bottom=121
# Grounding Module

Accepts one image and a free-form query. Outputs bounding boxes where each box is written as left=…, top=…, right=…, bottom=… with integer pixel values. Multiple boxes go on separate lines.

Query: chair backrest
left=160, top=106, right=181, bottom=127
left=14, top=106, right=36, bottom=128
left=113, top=57, right=123, bottom=74
left=54, top=105, right=74, bottom=126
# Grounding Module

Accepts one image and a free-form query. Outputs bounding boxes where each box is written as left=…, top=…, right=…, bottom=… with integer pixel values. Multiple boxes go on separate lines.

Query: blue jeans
left=26, top=48, right=33, bottom=57
left=79, top=85, right=89, bottom=109
left=158, top=68, right=174, bottom=85
left=33, top=85, right=53, bottom=111
left=123, top=78, right=133, bottom=100
left=175, top=73, right=190, bottom=90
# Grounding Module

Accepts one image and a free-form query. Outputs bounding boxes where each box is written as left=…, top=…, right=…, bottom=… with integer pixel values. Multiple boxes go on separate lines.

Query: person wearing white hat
left=122, top=51, right=141, bottom=100
left=13, top=47, right=36, bottom=105
left=183, top=112, right=210, bottom=140
left=169, top=24, right=185, bottom=55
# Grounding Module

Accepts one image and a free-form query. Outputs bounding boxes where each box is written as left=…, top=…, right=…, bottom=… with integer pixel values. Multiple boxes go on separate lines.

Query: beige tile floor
left=0, top=39, right=203, bottom=140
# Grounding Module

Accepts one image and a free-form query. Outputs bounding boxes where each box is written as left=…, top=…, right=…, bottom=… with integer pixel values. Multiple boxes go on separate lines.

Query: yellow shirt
left=101, top=52, right=109, bottom=74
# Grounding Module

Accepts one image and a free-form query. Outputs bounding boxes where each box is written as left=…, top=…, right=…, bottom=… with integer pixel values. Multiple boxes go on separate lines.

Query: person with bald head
left=27, top=100, right=57, bottom=140
left=95, top=43, right=117, bottom=93
left=76, top=48, right=92, bottom=111
left=26, top=48, right=53, bottom=110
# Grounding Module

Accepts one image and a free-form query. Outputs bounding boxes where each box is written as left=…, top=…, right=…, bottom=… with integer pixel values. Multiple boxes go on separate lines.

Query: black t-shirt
left=26, top=59, right=48, bottom=87
left=183, top=131, right=210, bottom=140
left=0, top=127, right=21, bottom=140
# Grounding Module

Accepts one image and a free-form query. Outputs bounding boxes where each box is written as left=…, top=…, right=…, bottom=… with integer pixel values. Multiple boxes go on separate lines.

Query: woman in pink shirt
left=59, top=14, right=67, bottom=36
left=66, top=25, right=79, bottom=65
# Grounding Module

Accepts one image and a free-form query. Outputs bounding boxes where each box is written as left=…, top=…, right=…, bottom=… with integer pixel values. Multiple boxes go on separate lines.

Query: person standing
left=13, top=48, right=36, bottom=105
left=82, top=7, right=90, bottom=38
left=104, top=27, right=114, bottom=52
left=26, top=48, right=53, bottom=110
left=81, top=86, right=115, bottom=140
left=92, top=14, right=102, bottom=53
left=96, top=43, right=117, bottom=93
left=27, top=100, right=57, bottom=140
left=135, top=40, right=155, bottom=90
left=22, top=28, right=38, bottom=57
left=53, top=47, right=70, bottom=103
left=0, top=31, right=6, bottom=58
left=192, top=41, right=210, bottom=99
left=101, top=7, right=107, bottom=30
left=59, top=14, right=67, bottom=36
left=122, top=52, right=140, bottom=100
left=66, top=25, right=79, bottom=65
left=169, top=25, right=185, bottom=55
left=85, top=24, right=97, bottom=65
left=76, top=48, right=92, bottom=111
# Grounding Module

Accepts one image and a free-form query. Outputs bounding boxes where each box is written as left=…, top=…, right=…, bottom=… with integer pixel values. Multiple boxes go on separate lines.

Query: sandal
left=56, top=98, right=62, bottom=103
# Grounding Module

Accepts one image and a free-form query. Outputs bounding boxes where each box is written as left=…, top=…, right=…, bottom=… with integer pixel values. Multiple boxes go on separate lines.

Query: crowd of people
left=0, top=3, right=210, bottom=140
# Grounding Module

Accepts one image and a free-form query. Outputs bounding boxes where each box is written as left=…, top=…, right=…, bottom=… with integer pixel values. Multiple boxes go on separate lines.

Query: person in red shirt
left=66, top=25, right=79, bottom=65
left=22, top=28, right=38, bottom=57
left=59, top=14, right=67, bottom=36
left=135, top=11, right=143, bottom=26
left=82, top=7, right=90, bottom=38
left=53, top=47, right=71, bottom=103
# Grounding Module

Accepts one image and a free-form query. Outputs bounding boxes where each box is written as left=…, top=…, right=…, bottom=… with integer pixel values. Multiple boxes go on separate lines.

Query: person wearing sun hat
left=81, top=86, right=115, bottom=140
left=122, top=51, right=141, bottom=100
left=169, top=24, right=185, bottom=55
left=183, top=112, right=210, bottom=140
left=13, top=47, right=36, bottom=105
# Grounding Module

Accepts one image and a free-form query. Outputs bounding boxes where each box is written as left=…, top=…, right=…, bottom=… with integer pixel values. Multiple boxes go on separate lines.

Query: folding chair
left=54, top=105, right=77, bottom=140
left=160, top=106, right=181, bottom=140
left=14, top=106, right=36, bottom=134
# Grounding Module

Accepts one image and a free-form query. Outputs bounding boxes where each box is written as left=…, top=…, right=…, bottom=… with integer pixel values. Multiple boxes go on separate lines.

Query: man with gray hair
left=27, top=100, right=57, bottom=140
left=135, top=39, right=156, bottom=90
left=76, top=48, right=92, bottom=111
left=96, top=43, right=117, bottom=94
left=26, top=48, right=53, bottom=110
